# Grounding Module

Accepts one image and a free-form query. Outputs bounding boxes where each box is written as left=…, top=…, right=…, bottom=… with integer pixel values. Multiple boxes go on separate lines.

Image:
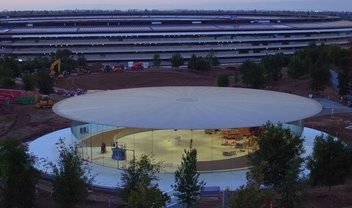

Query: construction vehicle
left=35, top=95, right=55, bottom=108
left=50, top=59, right=63, bottom=78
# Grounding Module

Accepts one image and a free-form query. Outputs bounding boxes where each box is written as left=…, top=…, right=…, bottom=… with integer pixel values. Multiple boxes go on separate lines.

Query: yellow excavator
left=50, top=59, right=63, bottom=78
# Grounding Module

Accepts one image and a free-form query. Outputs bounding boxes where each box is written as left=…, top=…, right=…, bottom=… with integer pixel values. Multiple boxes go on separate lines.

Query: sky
left=1, top=0, right=352, bottom=12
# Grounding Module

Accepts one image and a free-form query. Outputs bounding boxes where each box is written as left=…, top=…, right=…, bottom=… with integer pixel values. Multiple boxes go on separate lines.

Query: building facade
left=1, top=12, right=352, bottom=65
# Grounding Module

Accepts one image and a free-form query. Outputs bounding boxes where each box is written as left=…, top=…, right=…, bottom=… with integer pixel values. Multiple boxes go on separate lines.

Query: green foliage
left=240, top=60, right=266, bottom=89
left=287, top=55, right=309, bottom=80
left=21, top=56, right=51, bottom=72
left=249, top=123, right=304, bottom=189
left=171, top=53, right=184, bottom=68
left=121, top=154, right=169, bottom=208
left=77, top=55, right=87, bottom=69
left=310, top=64, right=331, bottom=92
left=22, top=73, right=36, bottom=91
left=261, top=54, right=287, bottom=82
left=1, top=56, right=20, bottom=77
left=51, top=139, right=91, bottom=208
left=127, top=186, right=170, bottom=208
left=206, top=52, right=219, bottom=66
left=337, top=57, right=352, bottom=96
left=231, top=184, right=272, bottom=208
left=55, top=49, right=78, bottom=72
left=217, top=73, right=229, bottom=87
left=0, top=57, right=19, bottom=88
left=37, top=69, right=53, bottom=94
left=276, top=160, right=302, bottom=208
left=0, top=139, right=40, bottom=208
left=307, top=134, right=352, bottom=191
left=326, top=45, right=347, bottom=66
left=173, top=141, right=206, bottom=207
left=0, top=77, right=15, bottom=88
left=248, top=123, right=304, bottom=208
left=188, top=54, right=212, bottom=71
left=153, top=53, right=161, bottom=68
left=188, top=54, right=198, bottom=70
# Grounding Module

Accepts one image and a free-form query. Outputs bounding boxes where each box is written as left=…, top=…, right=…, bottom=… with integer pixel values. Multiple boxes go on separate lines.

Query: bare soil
left=1, top=67, right=351, bottom=208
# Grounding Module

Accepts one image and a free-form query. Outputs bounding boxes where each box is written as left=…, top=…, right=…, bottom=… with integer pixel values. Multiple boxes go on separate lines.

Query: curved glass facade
left=71, top=120, right=304, bottom=173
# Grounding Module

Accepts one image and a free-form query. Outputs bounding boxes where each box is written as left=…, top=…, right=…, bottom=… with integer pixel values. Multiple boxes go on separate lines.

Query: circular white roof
left=53, top=87, right=322, bottom=130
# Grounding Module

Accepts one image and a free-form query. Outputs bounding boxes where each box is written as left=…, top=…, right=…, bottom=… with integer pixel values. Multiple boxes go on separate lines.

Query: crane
left=50, top=59, right=61, bottom=77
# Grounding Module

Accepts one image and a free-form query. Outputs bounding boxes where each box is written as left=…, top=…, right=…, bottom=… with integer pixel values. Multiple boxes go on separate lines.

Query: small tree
left=77, top=55, right=87, bottom=70
left=188, top=55, right=211, bottom=72
left=0, top=139, right=40, bottom=208
left=187, top=54, right=198, bottom=70
left=231, top=184, right=272, bottom=208
left=240, top=60, right=266, bottom=89
left=207, top=53, right=219, bottom=67
left=309, top=64, right=331, bottom=92
left=171, top=53, right=184, bottom=68
left=153, top=53, right=161, bottom=68
left=51, top=139, right=91, bottom=208
left=55, top=49, right=77, bottom=73
left=337, top=57, right=352, bottom=96
left=37, top=69, right=53, bottom=94
left=217, top=73, right=229, bottom=87
left=22, top=73, right=36, bottom=91
left=173, top=140, right=205, bottom=208
left=287, top=55, right=309, bottom=81
left=307, top=134, right=352, bottom=191
left=120, top=154, right=169, bottom=208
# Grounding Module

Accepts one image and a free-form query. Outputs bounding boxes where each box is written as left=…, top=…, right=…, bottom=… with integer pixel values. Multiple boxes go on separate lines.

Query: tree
left=309, top=64, right=331, bottom=92
left=337, top=57, right=352, bottom=96
left=54, top=49, right=78, bottom=72
left=22, top=57, right=51, bottom=72
left=231, top=184, right=272, bottom=208
left=171, top=53, right=184, bottom=68
left=120, top=154, right=169, bottom=208
left=36, top=69, right=53, bottom=94
left=188, top=55, right=212, bottom=72
left=307, top=134, right=352, bottom=191
left=0, top=58, right=17, bottom=88
left=187, top=54, right=198, bottom=70
left=249, top=123, right=304, bottom=189
left=261, top=54, right=287, bottom=82
left=217, top=73, right=229, bottom=87
left=240, top=60, right=266, bottom=89
left=77, top=55, right=87, bottom=70
left=287, top=55, right=309, bottom=80
left=173, top=140, right=205, bottom=208
left=153, top=53, right=161, bottom=68
left=0, top=139, right=40, bottom=208
left=248, top=123, right=304, bottom=208
left=276, top=160, right=303, bottom=208
left=51, top=139, right=91, bottom=208
left=206, top=51, right=219, bottom=67
left=22, top=73, right=36, bottom=91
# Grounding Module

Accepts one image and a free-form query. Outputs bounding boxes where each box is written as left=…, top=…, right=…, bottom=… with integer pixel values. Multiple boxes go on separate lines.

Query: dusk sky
left=1, top=0, right=352, bottom=11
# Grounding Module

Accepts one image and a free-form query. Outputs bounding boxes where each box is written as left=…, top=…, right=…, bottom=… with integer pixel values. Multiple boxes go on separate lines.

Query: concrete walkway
left=314, top=98, right=352, bottom=116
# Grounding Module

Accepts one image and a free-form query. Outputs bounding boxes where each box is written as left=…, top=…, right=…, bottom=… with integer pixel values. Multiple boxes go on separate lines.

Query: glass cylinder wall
left=71, top=120, right=304, bottom=173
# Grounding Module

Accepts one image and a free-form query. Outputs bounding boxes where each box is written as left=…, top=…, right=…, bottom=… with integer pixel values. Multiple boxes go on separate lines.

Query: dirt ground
left=1, top=67, right=351, bottom=207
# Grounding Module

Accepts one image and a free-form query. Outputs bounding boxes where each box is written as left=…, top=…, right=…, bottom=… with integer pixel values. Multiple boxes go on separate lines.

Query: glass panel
left=70, top=121, right=303, bottom=173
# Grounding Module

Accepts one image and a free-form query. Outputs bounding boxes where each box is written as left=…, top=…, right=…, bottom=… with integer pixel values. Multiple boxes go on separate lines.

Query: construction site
left=1, top=62, right=352, bottom=207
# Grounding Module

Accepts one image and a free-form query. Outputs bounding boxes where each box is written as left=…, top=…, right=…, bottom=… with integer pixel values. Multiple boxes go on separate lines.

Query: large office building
left=1, top=12, right=352, bottom=65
